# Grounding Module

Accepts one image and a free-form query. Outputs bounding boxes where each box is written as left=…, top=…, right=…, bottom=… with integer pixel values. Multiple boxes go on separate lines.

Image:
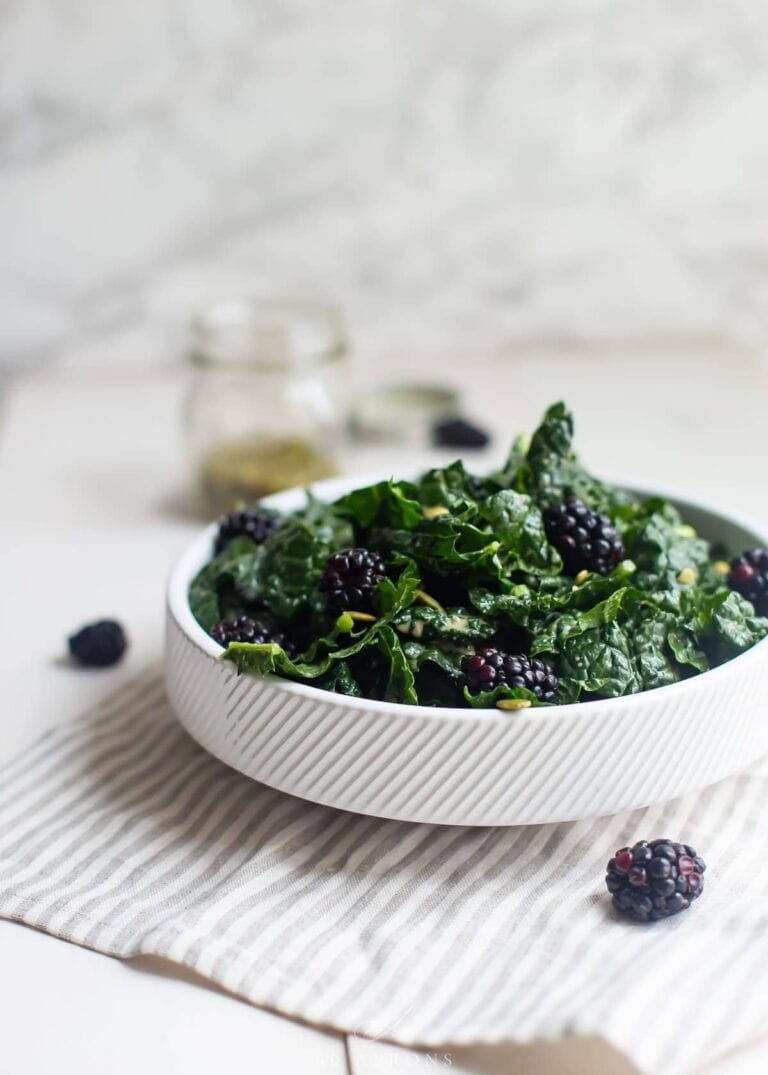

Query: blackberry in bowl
left=544, top=498, right=625, bottom=577
left=210, top=615, right=294, bottom=656
left=319, top=548, right=387, bottom=612
left=462, top=649, right=558, bottom=703
left=728, top=548, right=768, bottom=615
left=214, top=508, right=280, bottom=555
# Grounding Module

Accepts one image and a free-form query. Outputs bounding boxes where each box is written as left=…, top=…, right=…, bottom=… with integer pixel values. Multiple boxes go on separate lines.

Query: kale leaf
left=523, top=401, right=620, bottom=511
left=188, top=536, right=263, bottom=633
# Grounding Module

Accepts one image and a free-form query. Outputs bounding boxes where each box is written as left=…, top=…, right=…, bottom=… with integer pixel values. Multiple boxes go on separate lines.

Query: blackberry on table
left=319, top=548, right=387, bottom=612
left=214, top=509, right=280, bottom=555
left=432, top=416, right=490, bottom=450
left=606, top=838, right=706, bottom=922
left=68, top=620, right=127, bottom=668
left=544, top=497, right=624, bottom=576
left=211, top=615, right=293, bottom=655
left=728, top=548, right=768, bottom=616
left=461, top=648, right=558, bottom=702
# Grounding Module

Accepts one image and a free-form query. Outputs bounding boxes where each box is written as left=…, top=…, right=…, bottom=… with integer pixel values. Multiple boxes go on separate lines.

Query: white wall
left=2, top=0, right=768, bottom=368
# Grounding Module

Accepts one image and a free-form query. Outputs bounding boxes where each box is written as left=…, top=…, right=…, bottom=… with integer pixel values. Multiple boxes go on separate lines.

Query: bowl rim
left=168, top=473, right=768, bottom=723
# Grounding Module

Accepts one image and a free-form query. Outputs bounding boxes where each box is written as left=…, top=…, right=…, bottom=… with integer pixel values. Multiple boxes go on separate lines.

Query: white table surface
left=2, top=350, right=768, bottom=1075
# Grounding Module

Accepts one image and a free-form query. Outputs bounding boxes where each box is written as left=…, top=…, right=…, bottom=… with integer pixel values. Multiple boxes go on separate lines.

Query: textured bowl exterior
left=165, top=479, right=768, bottom=826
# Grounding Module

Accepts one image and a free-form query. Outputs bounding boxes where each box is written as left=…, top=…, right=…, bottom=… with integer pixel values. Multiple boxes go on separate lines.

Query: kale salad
left=189, top=403, right=768, bottom=709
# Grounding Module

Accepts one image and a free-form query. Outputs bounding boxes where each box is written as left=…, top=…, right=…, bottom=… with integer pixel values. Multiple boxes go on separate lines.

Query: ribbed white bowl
left=166, top=477, right=768, bottom=826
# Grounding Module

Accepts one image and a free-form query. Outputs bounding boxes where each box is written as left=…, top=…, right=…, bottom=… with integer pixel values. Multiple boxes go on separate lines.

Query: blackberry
left=210, top=615, right=293, bottom=655
left=728, top=548, right=768, bottom=615
left=544, top=497, right=624, bottom=576
left=319, top=548, right=387, bottom=612
left=68, top=620, right=127, bottom=668
left=433, top=416, right=491, bottom=450
left=214, top=509, right=280, bottom=556
left=461, top=648, right=558, bottom=702
left=606, top=838, right=706, bottom=922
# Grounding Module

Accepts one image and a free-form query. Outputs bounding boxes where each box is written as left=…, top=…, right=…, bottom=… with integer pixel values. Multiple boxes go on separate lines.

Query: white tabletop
left=2, top=351, right=767, bottom=1075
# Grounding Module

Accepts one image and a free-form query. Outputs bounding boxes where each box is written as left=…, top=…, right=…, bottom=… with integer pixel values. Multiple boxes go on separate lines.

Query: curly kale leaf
left=620, top=499, right=710, bottom=594
left=680, top=588, right=768, bottom=657
left=374, top=515, right=505, bottom=588
left=493, top=432, right=531, bottom=490
left=667, top=626, right=709, bottom=673
left=335, top=479, right=422, bottom=530
left=628, top=613, right=679, bottom=691
left=189, top=535, right=264, bottom=632
left=296, top=491, right=355, bottom=547
left=254, top=518, right=333, bottom=623
left=477, top=490, right=561, bottom=574
left=530, top=590, right=649, bottom=699
left=523, top=401, right=621, bottom=511
left=401, top=641, right=464, bottom=706
left=315, top=663, right=362, bottom=697
left=469, top=561, right=641, bottom=627
left=416, top=460, right=479, bottom=511
left=392, top=605, right=494, bottom=645
left=533, top=617, right=640, bottom=700
left=376, top=625, right=419, bottom=705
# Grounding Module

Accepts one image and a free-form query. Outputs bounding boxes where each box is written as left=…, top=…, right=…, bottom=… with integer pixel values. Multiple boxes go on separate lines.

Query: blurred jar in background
left=185, top=300, right=346, bottom=515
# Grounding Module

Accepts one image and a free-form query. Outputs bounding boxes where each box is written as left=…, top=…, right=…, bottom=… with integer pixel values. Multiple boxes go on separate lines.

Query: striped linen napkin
left=1, top=673, right=767, bottom=1075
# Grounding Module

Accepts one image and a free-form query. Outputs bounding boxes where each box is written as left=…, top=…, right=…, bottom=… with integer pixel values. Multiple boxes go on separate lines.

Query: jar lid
left=349, top=382, right=460, bottom=444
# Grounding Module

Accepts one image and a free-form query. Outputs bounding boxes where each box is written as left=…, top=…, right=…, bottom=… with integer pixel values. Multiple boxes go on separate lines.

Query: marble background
left=2, top=0, right=768, bottom=370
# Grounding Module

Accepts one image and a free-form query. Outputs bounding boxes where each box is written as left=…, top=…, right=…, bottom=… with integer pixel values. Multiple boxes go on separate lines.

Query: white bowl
left=166, top=477, right=768, bottom=826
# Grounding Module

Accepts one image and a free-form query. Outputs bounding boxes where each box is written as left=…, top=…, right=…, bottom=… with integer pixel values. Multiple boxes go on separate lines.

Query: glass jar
left=185, top=300, right=346, bottom=515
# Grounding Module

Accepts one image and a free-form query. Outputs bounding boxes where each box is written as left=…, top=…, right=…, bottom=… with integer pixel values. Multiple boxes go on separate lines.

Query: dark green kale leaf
left=469, top=559, right=640, bottom=626
left=401, top=641, right=464, bottom=706
left=335, top=479, right=422, bottom=530
left=372, top=556, right=421, bottom=617
left=392, top=606, right=494, bottom=645
left=680, top=588, right=768, bottom=658
left=416, top=460, right=478, bottom=511
left=189, top=535, right=262, bottom=632
left=255, top=518, right=333, bottom=623
left=189, top=563, right=221, bottom=633
left=530, top=590, right=645, bottom=699
left=376, top=625, right=419, bottom=704
left=492, top=432, right=530, bottom=489
left=627, top=613, right=678, bottom=691
left=401, top=640, right=465, bottom=678
left=477, top=490, right=561, bottom=574
left=535, top=618, right=640, bottom=700
left=667, top=626, right=709, bottom=673
left=468, top=584, right=542, bottom=626
left=523, top=401, right=622, bottom=512
left=314, top=663, right=362, bottom=697
left=296, top=491, right=355, bottom=547
left=709, top=591, right=768, bottom=651
left=620, top=499, right=710, bottom=594
left=375, top=515, right=503, bottom=581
